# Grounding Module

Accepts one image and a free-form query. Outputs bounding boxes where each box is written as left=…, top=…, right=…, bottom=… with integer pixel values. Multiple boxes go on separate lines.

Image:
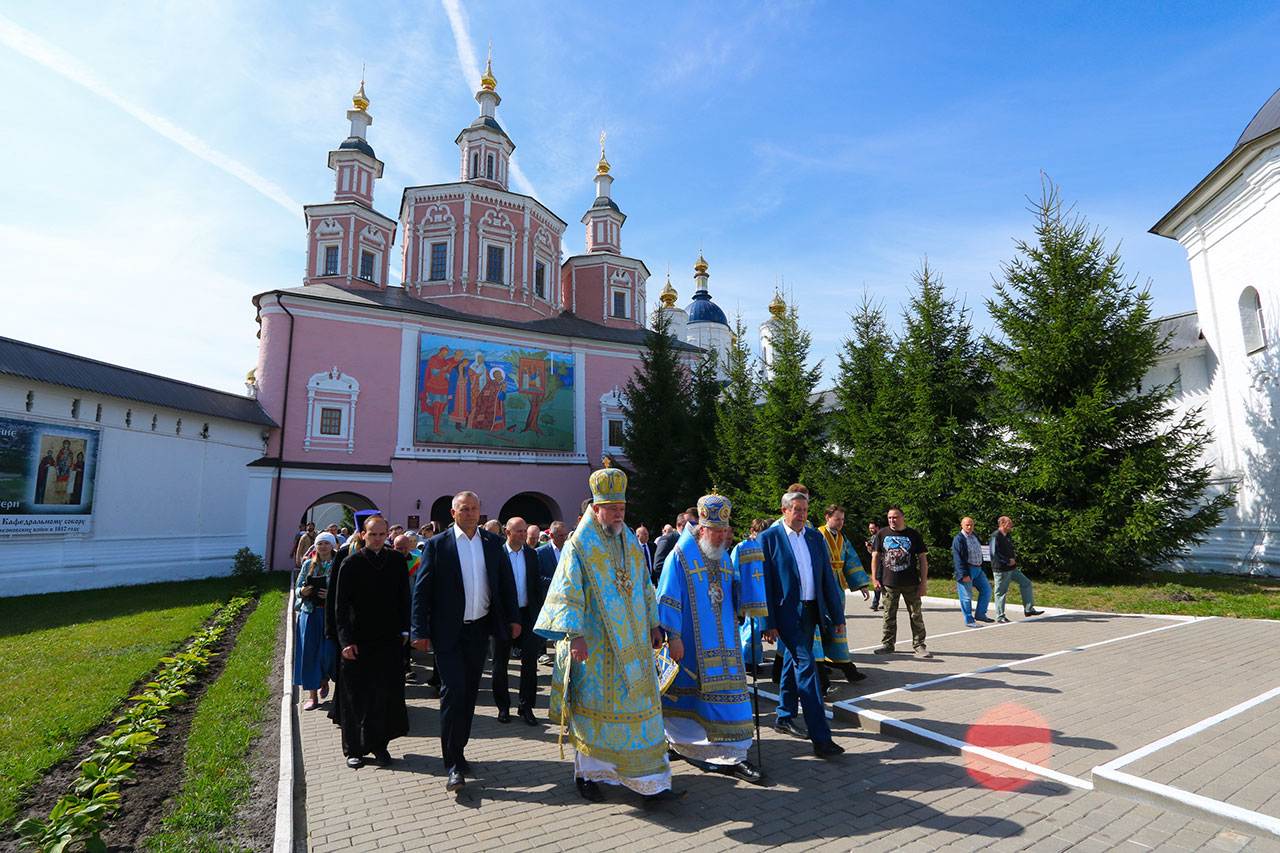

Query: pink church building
left=248, top=60, right=702, bottom=569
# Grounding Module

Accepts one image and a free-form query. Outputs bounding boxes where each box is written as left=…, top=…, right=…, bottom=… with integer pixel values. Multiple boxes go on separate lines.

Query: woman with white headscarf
left=296, top=532, right=340, bottom=709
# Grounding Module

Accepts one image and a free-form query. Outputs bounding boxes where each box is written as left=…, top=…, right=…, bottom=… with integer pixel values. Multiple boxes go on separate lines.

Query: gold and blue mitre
left=589, top=467, right=627, bottom=505
left=697, top=493, right=732, bottom=529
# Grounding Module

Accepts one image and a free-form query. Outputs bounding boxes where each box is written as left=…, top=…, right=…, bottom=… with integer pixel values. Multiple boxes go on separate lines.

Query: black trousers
left=492, top=615, right=539, bottom=712
left=437, top=620, right=490, bottom=772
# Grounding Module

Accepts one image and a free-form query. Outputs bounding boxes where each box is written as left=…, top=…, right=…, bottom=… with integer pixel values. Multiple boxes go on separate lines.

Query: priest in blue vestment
left=535, top=466, right=674, bottom=804
left=657, top=494, right=765, bottom=784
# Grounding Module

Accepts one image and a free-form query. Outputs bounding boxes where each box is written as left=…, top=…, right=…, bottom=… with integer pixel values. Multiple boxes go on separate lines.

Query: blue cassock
left=656, top=530, right=755, bottom=743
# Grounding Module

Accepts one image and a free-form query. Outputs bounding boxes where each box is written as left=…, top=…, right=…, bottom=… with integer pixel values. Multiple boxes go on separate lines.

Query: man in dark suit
left=535, top=520, right=568, bottom=590
left=635, top=524, right=656, bottom=583
left=492, top=516, right=546, bottom=726
left=758, top=488, right=846, bottom=758
left=534, top=520, right=568, bottom=666
left=412, top=491, right=519, bottom=792
left=650, top=509, right=693, bottom=582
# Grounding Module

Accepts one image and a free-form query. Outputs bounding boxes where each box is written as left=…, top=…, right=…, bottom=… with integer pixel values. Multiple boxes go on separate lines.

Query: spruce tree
left=749, top=304, right=825, bottom=521
left=712, top=315, right=763, bottom=527
left=896, top=261, right=990, bottom=548
left=823, top=294, right=904, bottom=530
left=984, top=183, right=1233, bottom=581
left=620, top=309, right=692, bottom=529
left=684, top=347, right=722, bottom=504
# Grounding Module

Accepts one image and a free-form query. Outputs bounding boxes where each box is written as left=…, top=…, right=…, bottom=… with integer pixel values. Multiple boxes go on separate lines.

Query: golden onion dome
left=659, top=277, right=678, bottom=308
left=352, top=80, right=369, bottom=112
left=245, top=367, right=257, bottom=384
left=694, top=253, right=709, bottom=275
left=596, top=130, right=610, bottom=174
left=480, top=54, right=497, bottom=92
left=768, top=291, right=786, bottom=317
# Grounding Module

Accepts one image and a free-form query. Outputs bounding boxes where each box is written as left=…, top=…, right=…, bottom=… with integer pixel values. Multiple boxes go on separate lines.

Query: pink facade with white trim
left=249, top=63, right=692, bottom=570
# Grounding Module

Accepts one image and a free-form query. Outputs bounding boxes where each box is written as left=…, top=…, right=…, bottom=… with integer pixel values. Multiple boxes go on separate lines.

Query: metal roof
left=0, top=336, right=276, bottom=426
left=1153, top=310, right=1204, bottom=352
left=686, top=291, right=729, bottom=326
left=256, top=284, right=704, bottom=352
left=338, top=137, right=376, bottom=158
left=1236, top=87, right=1280, bottom=150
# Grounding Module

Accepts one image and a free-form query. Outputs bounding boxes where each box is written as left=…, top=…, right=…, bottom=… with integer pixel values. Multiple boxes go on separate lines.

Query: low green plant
left=230, top=548, right=264, bottom=581
left=15, top=596, right=252, bottom=852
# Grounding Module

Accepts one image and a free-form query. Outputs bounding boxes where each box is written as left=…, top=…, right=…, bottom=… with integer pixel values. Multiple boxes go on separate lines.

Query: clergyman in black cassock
left=333, top=517, right=411, bottom=767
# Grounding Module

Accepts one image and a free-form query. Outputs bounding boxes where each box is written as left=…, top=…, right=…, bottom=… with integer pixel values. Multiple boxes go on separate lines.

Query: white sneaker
left=914, top=646, right=932, bottom=659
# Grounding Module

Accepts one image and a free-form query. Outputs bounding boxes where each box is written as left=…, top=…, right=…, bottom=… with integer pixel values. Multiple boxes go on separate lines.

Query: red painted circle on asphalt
left=963, top=702, right=1053, bottom=791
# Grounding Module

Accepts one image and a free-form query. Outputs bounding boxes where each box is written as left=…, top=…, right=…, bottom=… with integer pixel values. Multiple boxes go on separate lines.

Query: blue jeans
left=776, top=603, right=832, bottom=744
left=957, top=569, right=991, bottom=624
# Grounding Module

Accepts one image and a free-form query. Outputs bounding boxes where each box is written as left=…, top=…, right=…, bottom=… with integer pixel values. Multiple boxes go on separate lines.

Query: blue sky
left=1, top=1, right=1278, bottom=392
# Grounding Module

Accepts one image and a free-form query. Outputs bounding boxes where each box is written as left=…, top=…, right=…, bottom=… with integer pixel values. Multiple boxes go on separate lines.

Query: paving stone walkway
left=295, top=600, right=1280, bottom=851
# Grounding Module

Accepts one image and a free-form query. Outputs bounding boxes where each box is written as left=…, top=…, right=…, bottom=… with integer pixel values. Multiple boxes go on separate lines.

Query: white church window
left=486, top=245, right=506, bottom=284
left=319, top=407, right=343, bottom=435
left=534, top=261, right=547, bottom=300
left=1240, top=287, right=1268, bottom=354
left=306, top=368, right=360, bottom=453
left=600, top=387, right=626, bottom=456
left=611, top=288, right=630, bottom=319
left=429, top=243, right=449, bottom=280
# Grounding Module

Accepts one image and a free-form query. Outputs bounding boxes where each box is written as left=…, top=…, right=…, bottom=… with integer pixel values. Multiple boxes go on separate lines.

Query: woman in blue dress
left=295, top=532, right=339, bottom=710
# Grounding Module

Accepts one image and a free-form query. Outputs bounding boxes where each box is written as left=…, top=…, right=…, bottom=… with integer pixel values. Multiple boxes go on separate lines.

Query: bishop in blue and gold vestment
left=534, top=467, right=672, bottom=802
left=656, top=494, right=765, bottom=784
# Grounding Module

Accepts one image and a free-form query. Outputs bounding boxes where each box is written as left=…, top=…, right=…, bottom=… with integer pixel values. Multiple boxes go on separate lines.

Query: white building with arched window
left=1151, top=86, right=1280, bottom=575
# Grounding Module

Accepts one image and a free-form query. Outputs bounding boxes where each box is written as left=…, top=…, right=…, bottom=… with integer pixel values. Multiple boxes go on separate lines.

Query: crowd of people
left=290, top=467, right=1044, bottom=804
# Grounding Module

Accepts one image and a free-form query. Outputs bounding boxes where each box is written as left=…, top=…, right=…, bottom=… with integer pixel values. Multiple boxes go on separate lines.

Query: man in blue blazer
left=411, top=491, right=519, bottom=792
left=758, top=488, right=847, bottom=757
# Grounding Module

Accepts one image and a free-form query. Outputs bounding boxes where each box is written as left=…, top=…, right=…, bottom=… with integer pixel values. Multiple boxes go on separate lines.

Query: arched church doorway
left=429, top=495, right=455, bottom=530
left=498, top=492, right=561, bottom=528
left=302, top=490, right=378, bottom=532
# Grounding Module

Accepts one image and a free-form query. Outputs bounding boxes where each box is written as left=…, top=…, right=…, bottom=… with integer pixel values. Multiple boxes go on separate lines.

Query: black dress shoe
left=576, top=778, right=605, bottom=802
left=1025, top=608, right=1045, bottom=617
left=976, top=616, right=995, bottom=623
left=496, top=709, right=511, bottom=723
left=722, top=760, right=765, bottom=784
left=773, top=718, right=807, bottom=739
left=346, top=756, right=364, bottom=769
left=446, top=769, right=465, bottom=792
left=813, top=740, right=845, bottom=758
left=371, top=749, right=392, bottom=766
left=519, top=708, right=538, bottom=726
left=846, top=669, right=868, bottom=683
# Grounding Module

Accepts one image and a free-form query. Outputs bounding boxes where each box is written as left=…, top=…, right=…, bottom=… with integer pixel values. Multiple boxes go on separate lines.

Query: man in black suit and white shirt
left=492, top=516, right=546, bottom=726
left=412, top=491, right=519, bottom=792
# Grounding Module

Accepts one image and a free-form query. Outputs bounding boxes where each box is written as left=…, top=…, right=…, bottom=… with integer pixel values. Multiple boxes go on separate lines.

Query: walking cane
left=750, top=617, right=764, bottom=771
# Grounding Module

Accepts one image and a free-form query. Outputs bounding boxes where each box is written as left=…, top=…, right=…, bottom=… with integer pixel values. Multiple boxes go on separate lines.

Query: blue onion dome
left=687, top=292, right=728, bottom=326
left=339, top=137, right=376, bottom=158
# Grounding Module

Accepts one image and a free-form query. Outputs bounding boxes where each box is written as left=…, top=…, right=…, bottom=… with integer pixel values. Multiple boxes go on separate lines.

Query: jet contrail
left=0, top=13, right=301, bottom=216
left=439, top=0, right=539, bottom=198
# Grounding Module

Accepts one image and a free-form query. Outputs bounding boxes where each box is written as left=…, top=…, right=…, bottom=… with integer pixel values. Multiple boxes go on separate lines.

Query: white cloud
left=438, top=0, right=539, bottom=198
left=0, top=11, right=301, bottom=217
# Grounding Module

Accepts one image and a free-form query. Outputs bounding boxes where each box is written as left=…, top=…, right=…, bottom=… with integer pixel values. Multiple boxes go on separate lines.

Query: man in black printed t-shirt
left=871, top=505, right=931, bottom=659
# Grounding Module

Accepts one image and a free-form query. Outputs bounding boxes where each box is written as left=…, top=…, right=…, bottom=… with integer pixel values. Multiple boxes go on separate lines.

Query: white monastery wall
left=0, top=374, right=271, bottom=596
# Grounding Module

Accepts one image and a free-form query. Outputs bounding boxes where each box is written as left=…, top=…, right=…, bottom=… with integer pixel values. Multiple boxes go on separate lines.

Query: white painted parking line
left=1096, top=683, right=1280, bottom=772
left=843, top=607, right=1074, bottom=654
left=1093, top=766, right=1280, bottom=839
left=853, top=704, right=1093, bottom=791
left=750, top=685, right=834, bottom=720
left=841, top=616, right=1206, bottom=706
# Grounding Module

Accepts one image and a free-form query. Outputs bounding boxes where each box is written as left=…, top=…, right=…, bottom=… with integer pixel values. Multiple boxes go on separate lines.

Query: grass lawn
left=0, top=576, right=242, bottom=827
left=923, top=570, right=1280, bottom=620
left=143, top=586, right=286, bottom=852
